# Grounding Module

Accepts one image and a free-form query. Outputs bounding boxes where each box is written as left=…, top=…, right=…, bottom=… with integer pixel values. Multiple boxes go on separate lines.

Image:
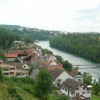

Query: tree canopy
left=34, top=68, right=52, bottom=100
left=49, top=33, right=100, bottom=63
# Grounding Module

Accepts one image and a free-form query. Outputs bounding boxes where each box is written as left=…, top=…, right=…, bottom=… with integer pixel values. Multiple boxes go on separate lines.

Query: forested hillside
left=0, top=25, right=56, bottom=42
left=49, top=33, right=100, bottom=63
left=0, top=28, right=20, bottom=49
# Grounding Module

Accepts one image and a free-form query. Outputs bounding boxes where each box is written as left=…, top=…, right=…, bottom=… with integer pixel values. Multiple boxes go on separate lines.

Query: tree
left=15, top=95, right=23, bottom=100
left=42, top=49, right=53, bottom=55
left=15, top=57, right=20, bottom=62
left=83, top=72, right=92, bottom=85
left=0, top=67, right=3, bottom=82
left=62, top=60, right=73, bottom=72
left=93, top=82, right=100, bottom=95
left=55, top=55, right=63, bottom=64
left=34, top=68, right=52, bottom=100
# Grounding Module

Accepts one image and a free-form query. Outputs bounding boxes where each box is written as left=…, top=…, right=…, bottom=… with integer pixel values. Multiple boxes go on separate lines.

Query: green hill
left=0, top=82, right=37, bottom=100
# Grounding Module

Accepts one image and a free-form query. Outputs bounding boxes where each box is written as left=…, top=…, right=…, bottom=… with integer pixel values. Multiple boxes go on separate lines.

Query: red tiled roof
left=5, top=54, right=18, bottom=58
left=25, top=48, right=33, bottom=54
left=57, top=63, right=63, bottom=69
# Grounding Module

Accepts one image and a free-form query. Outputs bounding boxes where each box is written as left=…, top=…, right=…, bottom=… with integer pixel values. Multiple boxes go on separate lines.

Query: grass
left=91, top=94, right=100, bottom=100
left=0, top=82, right=38, bottom=100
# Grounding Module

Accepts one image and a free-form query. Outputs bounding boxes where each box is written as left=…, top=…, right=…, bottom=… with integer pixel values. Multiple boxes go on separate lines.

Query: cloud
left=0, top=0, right=100, bottom=32
left=74, top=5, right=100, bottom=22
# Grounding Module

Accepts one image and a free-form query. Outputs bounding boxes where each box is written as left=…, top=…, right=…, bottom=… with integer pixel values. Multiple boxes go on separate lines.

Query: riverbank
left=36, top=41, right=100, bottom=81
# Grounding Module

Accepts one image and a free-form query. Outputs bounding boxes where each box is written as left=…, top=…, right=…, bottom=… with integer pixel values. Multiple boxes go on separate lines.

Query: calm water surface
left=36, top=41, right=100, bottom=81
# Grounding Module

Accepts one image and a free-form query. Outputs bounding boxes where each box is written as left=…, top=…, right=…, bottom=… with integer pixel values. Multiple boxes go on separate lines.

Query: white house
left=70, top=70, right=83, bottom=83
left=61, top=78, right=91, bottom=100
left=47, top=54, right=56, bottom=61
left=50, top=69, right=73, bottom=85
left=50, top=61, right=57, bottom=66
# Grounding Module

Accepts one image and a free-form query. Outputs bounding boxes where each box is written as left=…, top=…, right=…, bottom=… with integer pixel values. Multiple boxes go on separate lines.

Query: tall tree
left=34, top=68, right=52, bottom=100
left=83, top=72, right=92, bottom=85
left=93, top=82, right=100, bottom=95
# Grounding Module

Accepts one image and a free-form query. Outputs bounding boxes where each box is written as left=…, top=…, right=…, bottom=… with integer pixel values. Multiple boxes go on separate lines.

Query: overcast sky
left=0, top=0, right=100, bottom=32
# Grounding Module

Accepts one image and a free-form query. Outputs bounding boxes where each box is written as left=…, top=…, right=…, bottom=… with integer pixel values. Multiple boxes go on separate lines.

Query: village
left=0, top=41, right=92, bottom=100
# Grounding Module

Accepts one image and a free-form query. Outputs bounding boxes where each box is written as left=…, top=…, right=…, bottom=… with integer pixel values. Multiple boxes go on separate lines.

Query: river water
left=36, top=41, right=100, bottom=81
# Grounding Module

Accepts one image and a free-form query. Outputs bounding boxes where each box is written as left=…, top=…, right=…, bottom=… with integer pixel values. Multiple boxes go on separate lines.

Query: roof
left=70, top=70, right=81, bottom=77
left=25, top=48, right=34, bottom=54
left=62, top=78, right=83, bottom=90
left=23, top=53, right=34, bottom=60
left=50, top=69, right=64, bottom=81
left=48, top=66, right=55, bottom=71
left=56, top=62, right=63, bottom=69
left=5, top=54, right=18, bottom=58
left=4, top=62, right=28, bottom=70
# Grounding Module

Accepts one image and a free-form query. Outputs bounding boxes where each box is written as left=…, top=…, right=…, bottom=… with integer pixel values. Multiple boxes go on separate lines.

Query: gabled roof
left=62, top=78, right=84, bottom=90
left=50, top=69, right=64, bottom=81
left=70, top=70, right=81, bottom=77
left=5, top=54, right=18, bottom=58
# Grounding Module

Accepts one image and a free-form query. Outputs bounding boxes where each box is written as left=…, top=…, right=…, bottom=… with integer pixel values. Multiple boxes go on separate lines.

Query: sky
left=0, top=0, right=100, bottom=32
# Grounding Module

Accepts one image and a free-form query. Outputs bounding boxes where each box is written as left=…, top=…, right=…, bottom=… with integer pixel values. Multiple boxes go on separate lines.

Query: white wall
left=55, top=71, right=73, bottom=84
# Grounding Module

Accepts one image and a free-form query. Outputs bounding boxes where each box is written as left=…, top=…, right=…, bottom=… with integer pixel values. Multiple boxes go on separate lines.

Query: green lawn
left=91, top=94, right=100, bottom=100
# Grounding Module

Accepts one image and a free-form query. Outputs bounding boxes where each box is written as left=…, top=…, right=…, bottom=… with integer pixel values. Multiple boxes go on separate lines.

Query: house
left=6, top=48, right=35, bottom=61
left=16, top=66, right=28, bottom=78
left=47, top=54, right=56, bottom=61
left=0, top=60, right=16, bottom=76
left=4, top=62, right=30, bottom=70
left=70, top=70, right=83, bottom=83
left=61, top=78, right=91, bottom=100
left=43, top=54, right=56, bottom=61
left=50, top=69, right=73, bottom=85
left=41, top=55, right=64, bottom=71
left=5, top=54, right=18, bottom=62
left=0, top=61, right=29, bottom=77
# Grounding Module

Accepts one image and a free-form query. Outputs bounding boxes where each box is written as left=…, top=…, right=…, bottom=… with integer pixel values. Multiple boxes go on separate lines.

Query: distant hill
left=0, top=24, right=21, bottom=30
left=0, top=24, right=58, bottom=42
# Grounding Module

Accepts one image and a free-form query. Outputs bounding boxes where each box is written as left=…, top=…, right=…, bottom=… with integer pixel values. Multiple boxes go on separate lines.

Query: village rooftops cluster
left=0, top=41, right=92, bottom=100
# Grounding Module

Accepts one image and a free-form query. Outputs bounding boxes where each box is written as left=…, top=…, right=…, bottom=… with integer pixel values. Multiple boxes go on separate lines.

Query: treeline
left=12, top=28, right=53, bottom=42
left=49, top=33, right=100, bottom=63
left=0, top=25, right=56, bottom=49
left=0, top=28, right=20, bottom=49
left=0, top=25, right=56, bottom=43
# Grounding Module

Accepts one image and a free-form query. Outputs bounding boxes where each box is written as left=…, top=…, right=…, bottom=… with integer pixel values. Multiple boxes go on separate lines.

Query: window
left=82, top=92, right=85, bottom=94
left=10, top=72, right=14, bottom=74
left=24, top=66, right=26, bottom=68
left=87, top=91, right=90, bottom=93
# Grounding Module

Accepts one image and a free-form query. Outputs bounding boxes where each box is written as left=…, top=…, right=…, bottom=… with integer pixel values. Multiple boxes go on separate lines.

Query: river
left=35, top=41, right=100, bottom=81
